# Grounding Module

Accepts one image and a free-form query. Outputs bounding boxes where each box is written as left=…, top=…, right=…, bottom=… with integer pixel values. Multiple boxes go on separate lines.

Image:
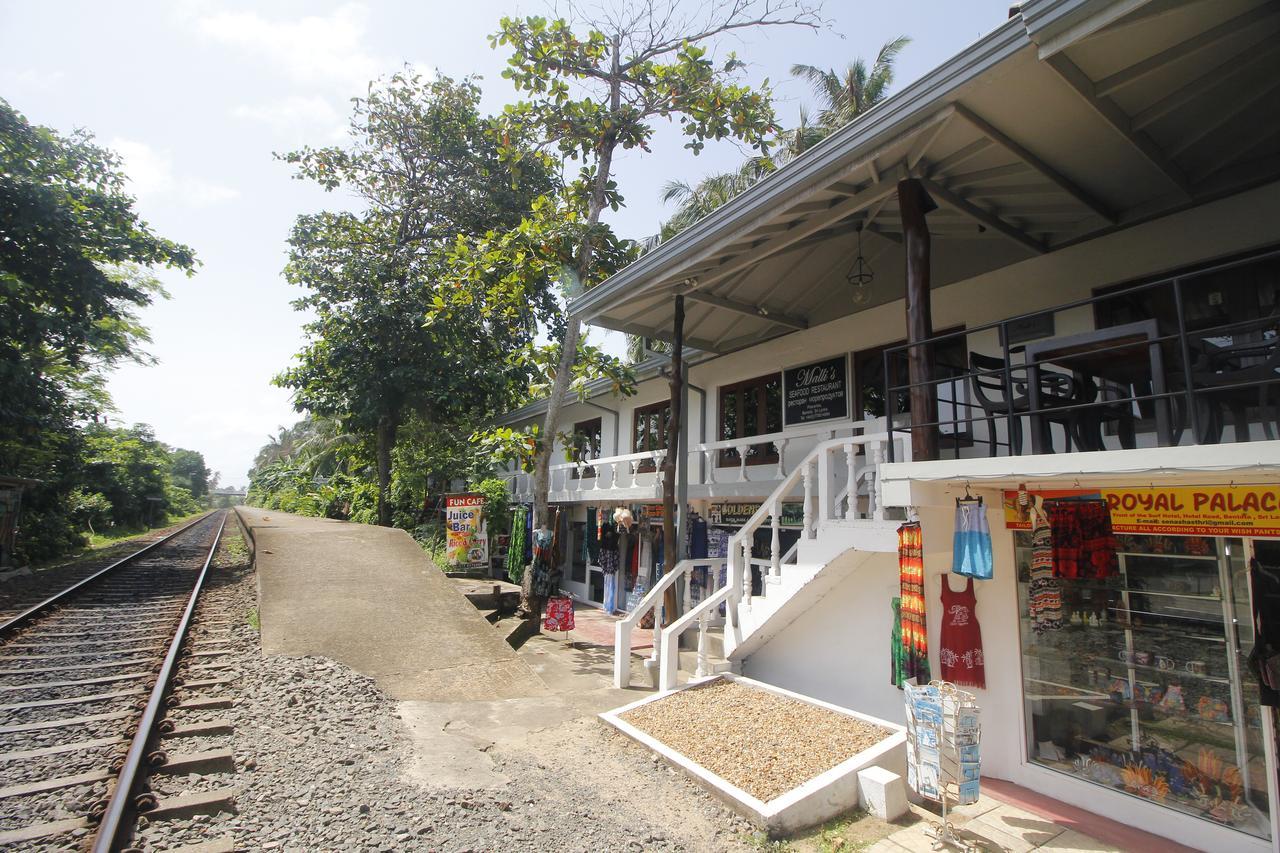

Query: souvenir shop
left=500, top=500, right=803, bottom=615
left=889, top=480, right=1280, bottom=848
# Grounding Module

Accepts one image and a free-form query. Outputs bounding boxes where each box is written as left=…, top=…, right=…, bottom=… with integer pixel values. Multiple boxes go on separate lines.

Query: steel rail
left=0, top=510, right=217, bottom=638
left=89, top=510, right=227, bottom=853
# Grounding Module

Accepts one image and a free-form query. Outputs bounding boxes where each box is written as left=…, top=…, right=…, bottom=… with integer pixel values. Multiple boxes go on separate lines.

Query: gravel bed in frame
left=619, top=678, right=892, bottom=803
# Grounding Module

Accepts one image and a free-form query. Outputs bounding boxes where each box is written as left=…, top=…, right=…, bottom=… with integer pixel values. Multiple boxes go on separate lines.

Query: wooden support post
left=898, top=178, right=939, bottom=462
left=661, top=295, right=684, bottom=626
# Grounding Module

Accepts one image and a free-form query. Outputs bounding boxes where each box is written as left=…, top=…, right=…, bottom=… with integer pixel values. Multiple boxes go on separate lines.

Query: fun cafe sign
left=1002, top=485, right=1280, bottom=537
left=445, top=493, right=488, bottom=568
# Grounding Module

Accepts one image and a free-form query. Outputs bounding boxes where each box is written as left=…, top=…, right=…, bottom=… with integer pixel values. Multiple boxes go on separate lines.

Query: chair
left=969, top=352, right=1078, bottom=455
left=1070, top=377, right=1138, bottom=451
left=1189, top=337, right=1280, bottom=442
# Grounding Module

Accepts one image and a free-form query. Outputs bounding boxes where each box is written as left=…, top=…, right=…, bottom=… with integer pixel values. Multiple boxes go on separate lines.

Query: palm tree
left=791, top=35, right=911, bottom=134
left=658, top=37, right=910, bottom=241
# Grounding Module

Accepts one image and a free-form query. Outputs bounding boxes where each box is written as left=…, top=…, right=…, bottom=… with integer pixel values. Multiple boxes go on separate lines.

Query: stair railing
left=613, top=557, right=727, bottom=689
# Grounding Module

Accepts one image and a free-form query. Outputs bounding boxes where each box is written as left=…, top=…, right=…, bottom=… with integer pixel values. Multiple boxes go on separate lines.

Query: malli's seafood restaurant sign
left=445, top=493, right=488, bottom=568
left=784, top=355, right=848, bottom=425
left=1002, top=485, right=1280, bottom=537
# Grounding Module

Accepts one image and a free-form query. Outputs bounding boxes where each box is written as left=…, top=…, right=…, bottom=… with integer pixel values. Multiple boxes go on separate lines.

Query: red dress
left=939, top=576, right=985, bottom=688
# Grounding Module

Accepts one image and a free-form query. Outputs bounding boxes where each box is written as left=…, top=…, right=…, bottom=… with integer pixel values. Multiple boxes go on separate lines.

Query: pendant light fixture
left=846, top=222, right=873, bottom=304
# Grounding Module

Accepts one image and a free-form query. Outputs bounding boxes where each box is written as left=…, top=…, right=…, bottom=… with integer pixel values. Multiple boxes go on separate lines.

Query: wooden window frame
left=716, top=372, right=782, bottom=468
left=569, top=417, right=602, bottom=479
left=632, top=400, right=670, bottom=473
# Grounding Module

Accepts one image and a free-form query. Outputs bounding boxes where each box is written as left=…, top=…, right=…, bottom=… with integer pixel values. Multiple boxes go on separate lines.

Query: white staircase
left=613, top=432, right=910, bottom=692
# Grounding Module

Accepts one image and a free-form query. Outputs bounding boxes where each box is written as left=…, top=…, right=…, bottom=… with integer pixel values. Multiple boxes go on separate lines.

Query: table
left=1024, top=319, right=1172, bottom=453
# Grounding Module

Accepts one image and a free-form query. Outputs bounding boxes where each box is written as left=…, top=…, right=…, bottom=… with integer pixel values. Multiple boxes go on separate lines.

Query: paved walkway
left=235, top=507, right=546, bottom=701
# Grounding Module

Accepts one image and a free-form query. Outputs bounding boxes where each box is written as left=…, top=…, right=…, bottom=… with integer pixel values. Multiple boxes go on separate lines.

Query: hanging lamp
left=846, top=222, right=874, bottom=304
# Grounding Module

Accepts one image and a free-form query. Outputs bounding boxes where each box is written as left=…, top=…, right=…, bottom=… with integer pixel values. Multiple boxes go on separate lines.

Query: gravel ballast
left=619, top=679, right=892, bottom=803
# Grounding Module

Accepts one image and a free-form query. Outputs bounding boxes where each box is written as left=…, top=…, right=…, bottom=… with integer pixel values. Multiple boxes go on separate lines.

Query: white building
left=496, top=1, right=1280, bottom=849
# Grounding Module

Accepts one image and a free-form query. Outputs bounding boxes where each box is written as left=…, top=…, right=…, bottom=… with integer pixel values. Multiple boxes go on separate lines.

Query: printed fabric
left=1028, top=508, right=1063, bottom=634
left=505, top=506, right=528, bottom=584
left=890, top=596, right=906, bottom=688
left=529, top=527, right=558, bottom=597
left=543, top=596, right=575, bottom=632
left=1045, top=499, right=1118, bottom=579
left=898, top=522, right=931, bottom=685
left=939, top=575, right=986, bottom=689
left=952, top=502, right=993, bottom=580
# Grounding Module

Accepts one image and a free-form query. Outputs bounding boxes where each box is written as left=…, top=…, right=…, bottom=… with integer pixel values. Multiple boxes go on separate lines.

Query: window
left=570, top=417, right=602, bottom=479
left=717, top=373, right=782, bottom=467
left=853, top=330, right=969, bottom=445
left=632, top=400, right=670, bottom=472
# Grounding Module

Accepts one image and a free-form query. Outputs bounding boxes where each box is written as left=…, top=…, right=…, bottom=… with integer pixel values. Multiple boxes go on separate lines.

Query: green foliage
left=660, top=36, right=909, bottom=241
left=169, top=448, right=212, bottom=498
left=0, top=98, right=204, bottom=565
left=468, top=477, right=511, bottom=545
left=275, top=70, right=555, bottom=526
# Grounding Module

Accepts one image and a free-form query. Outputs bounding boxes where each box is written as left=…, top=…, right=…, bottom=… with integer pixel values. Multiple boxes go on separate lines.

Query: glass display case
left=1017, top=533, right=1271, bottom=839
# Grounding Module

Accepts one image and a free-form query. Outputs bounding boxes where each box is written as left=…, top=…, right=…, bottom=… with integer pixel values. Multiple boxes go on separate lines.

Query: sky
left=0, top=1, right=1015, bottom=488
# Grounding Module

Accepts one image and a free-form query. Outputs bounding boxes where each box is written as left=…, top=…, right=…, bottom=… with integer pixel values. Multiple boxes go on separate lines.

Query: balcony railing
left=882, top=249, right=1280, bottom=462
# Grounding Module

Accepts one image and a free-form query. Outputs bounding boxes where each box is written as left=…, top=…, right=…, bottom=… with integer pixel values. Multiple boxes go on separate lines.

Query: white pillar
left=770, top=502, right=781, bottom=578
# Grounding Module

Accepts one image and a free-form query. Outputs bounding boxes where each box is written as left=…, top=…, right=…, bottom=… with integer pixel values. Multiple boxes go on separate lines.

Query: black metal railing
left=883, top=249, right=1280, bottom=462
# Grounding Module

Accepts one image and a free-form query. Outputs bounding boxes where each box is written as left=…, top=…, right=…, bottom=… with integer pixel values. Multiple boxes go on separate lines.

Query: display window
left=1016, top=531, right=1274, bottom=839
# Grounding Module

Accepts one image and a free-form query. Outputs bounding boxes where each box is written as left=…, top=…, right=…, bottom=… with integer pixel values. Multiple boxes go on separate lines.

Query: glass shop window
left=717, top=373, right=781, bottom=467
left=1016, top=532, right=1272, bottom=839
left=570, top=521, right=586, bottom=583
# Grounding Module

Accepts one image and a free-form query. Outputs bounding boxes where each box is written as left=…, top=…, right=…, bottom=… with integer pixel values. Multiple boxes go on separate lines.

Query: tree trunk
left=375, top=412, right=399, bottom=527
left=524, top=40, right=622, bottom=619
left=661, top=295, right=684, bottom=625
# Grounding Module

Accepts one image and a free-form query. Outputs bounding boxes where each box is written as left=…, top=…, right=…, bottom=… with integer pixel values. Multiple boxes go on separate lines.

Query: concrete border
left=600, top=674, right=907, bottom=835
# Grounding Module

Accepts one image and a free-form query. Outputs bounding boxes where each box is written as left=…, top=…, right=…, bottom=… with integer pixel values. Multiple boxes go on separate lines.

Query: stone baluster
left=871, top=443, right=885, bottom=520
left=774, top=439, right=788, bottom=479
left=845, top=442, right=858, bottom=520
left=736, top=444, right=749, bottom=482
left=770, top=502, right=781, bottom=579
left=801, top=461, right=815, bottom=539
left=629, top=458, right=641, bottom=488
left=741, top=539, right=753, bottom=604
left=695, top=610, right=709, bottom=678
left=703, top=448, right=718, bottom=484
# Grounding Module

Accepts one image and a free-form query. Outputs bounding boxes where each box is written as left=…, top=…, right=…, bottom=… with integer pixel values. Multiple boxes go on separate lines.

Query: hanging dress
left=939, top=575, right=986, bottom=689
left=890, top=596, right=906, bottom=687
left=599, top=527, right=620, bottom=613
left=952, top=500, right=993, bottom=579
left=505, top=506, right=528, bottom=584
left=1045, top=499, right=1118, bottom=579
left=898, top=522, right=931, bottom=685
left=1027, top=507, right=1064, bottom=634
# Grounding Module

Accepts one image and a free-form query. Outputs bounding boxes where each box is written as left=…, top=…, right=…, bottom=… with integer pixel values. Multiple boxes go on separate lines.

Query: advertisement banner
left=710, top=501, right=805, bottom=527
left=445, top=493, right=488, bottom=568
left=1002, top=485, right=1280, bottom=537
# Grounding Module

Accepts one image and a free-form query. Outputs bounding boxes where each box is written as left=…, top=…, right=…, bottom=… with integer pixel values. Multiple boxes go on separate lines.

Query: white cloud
left=196, top=3, right=383, bottom=97
left=110, top=138, right=240, bottom=208
left=231, top=95, right=345, bottom=138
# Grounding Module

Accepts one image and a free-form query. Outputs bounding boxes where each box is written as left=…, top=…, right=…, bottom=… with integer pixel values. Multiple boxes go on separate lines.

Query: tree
left=791, top=35, right=910, bottom=133
left=659, top=37, right=909, bottom=239
left=276, top=71, right=555, bottom=526
left=169, top=448, right=212, bottom=498
left=489, top=1, right=828, bottom=542
left=0, top=99, right=196, bottom=473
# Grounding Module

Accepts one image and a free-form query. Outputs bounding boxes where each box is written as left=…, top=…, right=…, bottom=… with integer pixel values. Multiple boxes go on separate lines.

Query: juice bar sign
left=1002, top=485, right=1280, bottom=537
left=784, top=354, right=848, bottom=426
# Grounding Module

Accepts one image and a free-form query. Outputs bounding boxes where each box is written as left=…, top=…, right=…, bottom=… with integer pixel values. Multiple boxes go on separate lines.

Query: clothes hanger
left=956, top=482, right=983, bottom=507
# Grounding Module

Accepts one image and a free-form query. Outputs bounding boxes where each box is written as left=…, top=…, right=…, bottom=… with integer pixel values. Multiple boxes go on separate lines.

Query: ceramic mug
left=1135, top=651, right=1152, bottom=666
left=1117, top=649, right=1133, bottom=664
left=1186, top=660, right=1207, bottom=675
left=1156, top=655, right=1176, bottom=671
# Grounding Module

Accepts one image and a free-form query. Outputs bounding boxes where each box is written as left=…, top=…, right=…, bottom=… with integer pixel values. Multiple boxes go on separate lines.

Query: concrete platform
left=235, top=508, right=547, bottom=702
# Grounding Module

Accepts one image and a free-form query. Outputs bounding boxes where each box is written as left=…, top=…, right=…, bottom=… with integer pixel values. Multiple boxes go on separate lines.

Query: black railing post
left=1172, top=276, right=1200, bottom=446
left=884, top=349, right=896, bottom=462
left=1000, top=322, right=1017, bottom=456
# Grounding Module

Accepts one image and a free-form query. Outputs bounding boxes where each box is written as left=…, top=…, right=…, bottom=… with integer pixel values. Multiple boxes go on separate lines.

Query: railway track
left=0, top=510, right=237, bottom=851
